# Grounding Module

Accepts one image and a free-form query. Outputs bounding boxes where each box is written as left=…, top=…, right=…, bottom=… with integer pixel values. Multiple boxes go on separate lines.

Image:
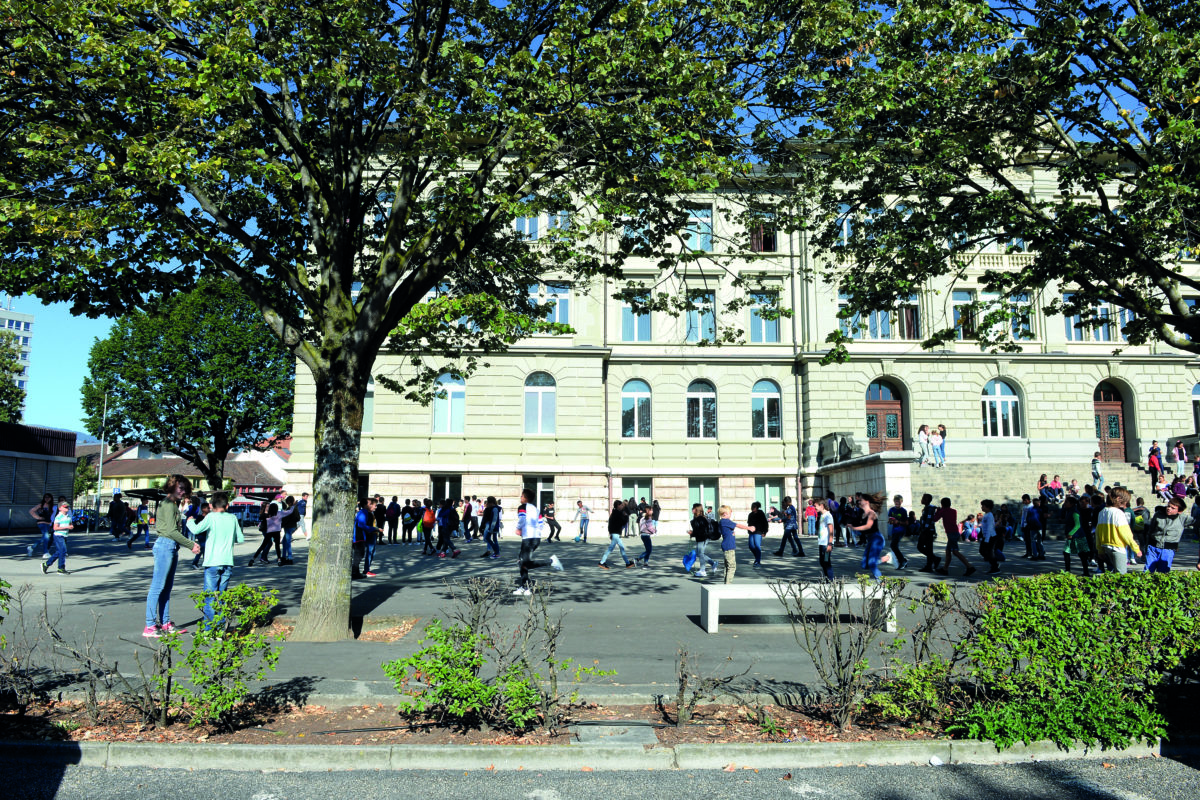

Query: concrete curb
left=0, top=738, right=1164, bottom=772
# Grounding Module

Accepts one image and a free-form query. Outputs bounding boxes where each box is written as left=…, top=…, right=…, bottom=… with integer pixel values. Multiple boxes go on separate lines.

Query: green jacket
left=154, top=500, right=194, bottom=549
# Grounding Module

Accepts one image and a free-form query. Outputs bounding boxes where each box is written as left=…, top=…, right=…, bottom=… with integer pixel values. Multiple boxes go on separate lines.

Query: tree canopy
left=80, top=278, right=294, bottom=489
left=0, top=0, right=785, bottom=638
left=767, top=0, right=1200, bottom=358
left=0, top=331, right=25, bottom=423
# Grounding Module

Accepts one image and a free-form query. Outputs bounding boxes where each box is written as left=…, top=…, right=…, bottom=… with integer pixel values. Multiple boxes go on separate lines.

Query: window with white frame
left=686, top=380, right=718, bottom=439
left=981, top=379, right=1021, bottom=438
left=685, top=290, right=716, bottom=343
left=362, top=378, right=376, bottom=434
left=524, top=372, right=556, bottom=435
left=896, top=295, right=920, bottom=340
left=838, top=291, right=891, bottom=340
left=952, top=290, right=977, bottom=340
left=751, top=379, right=782, bottom=439
left=750, top=291, right=781, bottom=343
left=684, top=205, right=713, bottom=252
left=528, top=282, right=570, bottom=325
left=834, top=203, right=854, bottom=247
left=982, top=292, right=1034, bottom=340
left=514, top=200, right=539, bottom=240
left=1063, top=292, right=1127, bottom=342
left=621, top=379, right=652, bottom=438
left=1193, top=383, right=1200, bottom=434
left=621, top=291, right=652, bottom=342
left=749, top=216, right=778, bottom=253
left=432, top=374, right=466, bottom=434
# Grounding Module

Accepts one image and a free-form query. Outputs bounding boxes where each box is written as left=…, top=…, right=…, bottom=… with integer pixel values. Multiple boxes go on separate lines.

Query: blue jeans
left=747, top=533, right=763, bottom=564
left=37, top=522, right=52, bottom=556
left=936, top=442, right=947, bottom=463
left=637, top=533, right=653, bottom=563
left=365, top=541, right=376, bottom=572
left=283, top=526, right=295, bottom=560
left=484, top=527, right=499, bottom=556
left=577, top=519, right=589, bottom=541
left=806, top=516, right=816, bottom=537
left=202, top=565, right=233, bottom=626
left=137, top=524, right=151, bottom=547
left=600, top=533, right=628, bottom=565
left=1093, top=473, right=1105, bottom=490
left=691, top=539, right=717, bottom=572
left=44, top=534, right=67, bottom=570
left=1146, top=545, right=1175, bottom=574
left=780, top=527, right=802, bottom=555
left=145, top=538, right=180, bottom=628
left=862, top=532, right=886, bottom=579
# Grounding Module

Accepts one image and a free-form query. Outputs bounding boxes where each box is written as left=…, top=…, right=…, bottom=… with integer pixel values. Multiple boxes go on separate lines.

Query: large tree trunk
left=290, top=368, right=365, bottom=642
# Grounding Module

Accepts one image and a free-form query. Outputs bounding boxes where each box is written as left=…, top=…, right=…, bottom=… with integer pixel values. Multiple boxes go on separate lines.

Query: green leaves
left=80, top=277, right=293, bottom=489
left=952, top=572, right=1200, bottom=749
left=0, top=333, right=25, bottom=423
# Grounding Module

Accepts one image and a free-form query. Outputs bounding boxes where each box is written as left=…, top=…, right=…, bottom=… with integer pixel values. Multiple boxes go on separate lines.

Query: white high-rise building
left=0, top=295, right=34, bottom=419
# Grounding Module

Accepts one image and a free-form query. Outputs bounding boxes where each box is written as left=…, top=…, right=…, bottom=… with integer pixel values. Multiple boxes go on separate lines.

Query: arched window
left=1094, top=381, right=1123, bottom=402
left=524, top=372, right=556, bottom=435
left=981, top=380, right=1021, bottom=438
left=432, top=374, right=466, bottom=434
left=621, top=379, right=652, bottom=438
left=1192, top=384, right=1200, bottom=434
left=751, top=380, right=782, bottom=439
left=686, top=380, right=718, bottom=439
left=866, top=380, right=898, bottom=401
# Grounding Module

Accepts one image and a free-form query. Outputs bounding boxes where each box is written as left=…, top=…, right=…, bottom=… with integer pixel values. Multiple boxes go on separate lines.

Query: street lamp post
left=92, top=392, right=108, bottom=533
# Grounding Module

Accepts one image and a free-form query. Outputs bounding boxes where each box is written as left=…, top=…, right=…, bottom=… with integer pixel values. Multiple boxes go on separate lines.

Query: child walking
left=635, top=513, right=655, bottom=567
left=933, top=497, right=977, bottom=577
left=717, top=504, right=755, bottom=584
left=41, top=501, right=73, bottom=575
left=189, top=493, right=245, bottom=628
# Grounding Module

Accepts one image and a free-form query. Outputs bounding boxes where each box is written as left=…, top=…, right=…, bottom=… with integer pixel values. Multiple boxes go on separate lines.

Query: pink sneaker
left=142, top=626, right=160, bottom=638
left=365, top=571, right=377, bottom=577
left=160, top=622, right=188, bottom=635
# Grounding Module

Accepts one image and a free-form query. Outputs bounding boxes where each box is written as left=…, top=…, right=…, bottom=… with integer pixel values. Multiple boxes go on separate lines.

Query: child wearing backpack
left=1129, top=497, right=1151, bottom=564
left=421, top=499, right=436, bottom=555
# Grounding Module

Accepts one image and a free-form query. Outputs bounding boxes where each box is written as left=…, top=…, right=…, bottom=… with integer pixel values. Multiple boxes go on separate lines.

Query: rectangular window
left=431, top=475, right=463, bottom=502
left=838, top=292, right=861, bottom=340
left=1117, top=307, right=1135, bottom=341
left=684, top=205, right=713, bottom=252
left=547, top=211, right=570, bottom=231
left=952, top=290, right=976, bottom=340
left=621, top=292, right=651, bottom=342
left=749, top=292, right=781, bottom=343
left=1095, top=306, right=1112, bottom=342
left=546, top=282, right=570, bottom=325
left=620, top=477, right=653, bottom=505
left=688, top=478, right=719, bottom=514
left=23, top=322, right=30, bottom=331
left=983, top=292, right=1034, bottom=341
left=749, top=219, right=777, bottom=253
left=686, top=291, right=716, bottom=343
left=896, top=295, right=920, bottom=340
left=1063, top=292, right=1084, bottom=341
left=835, top=203, right=853, bottom=247
left=754, top=478, right=784, bottom=513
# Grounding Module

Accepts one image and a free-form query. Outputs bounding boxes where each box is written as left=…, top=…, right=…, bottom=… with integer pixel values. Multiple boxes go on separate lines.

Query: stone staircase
left=907, top=460, right=1161, bottom=538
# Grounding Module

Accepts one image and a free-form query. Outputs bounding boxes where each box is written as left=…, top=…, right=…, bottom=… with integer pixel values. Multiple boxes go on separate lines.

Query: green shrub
left=382, top=579, right=614, bottom=733
left=182, top=584, right=281, bottom=729
left=951, top=572, right=1200, bottom=749
left=382, top=619, right=505, bottom=727
left=862, top=656, right=958, bottom=724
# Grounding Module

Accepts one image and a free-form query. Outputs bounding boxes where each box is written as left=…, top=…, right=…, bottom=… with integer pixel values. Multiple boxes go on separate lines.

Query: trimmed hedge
left=952, top=571, right=1200, bottom=749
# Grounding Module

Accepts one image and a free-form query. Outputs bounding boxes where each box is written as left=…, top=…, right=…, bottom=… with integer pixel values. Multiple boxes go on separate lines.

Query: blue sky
left=10, top=295, right=113, bottom=435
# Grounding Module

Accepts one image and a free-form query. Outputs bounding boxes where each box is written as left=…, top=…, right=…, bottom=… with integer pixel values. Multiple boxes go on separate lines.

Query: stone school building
left=286, top=200, right=1200, bottom=532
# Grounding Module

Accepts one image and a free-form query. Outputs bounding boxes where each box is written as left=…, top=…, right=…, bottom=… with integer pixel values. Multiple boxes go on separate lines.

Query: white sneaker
left=512, top=587, right=528, bottom=596
left=550, top=555, right=564, bottom=571
left=695, top=570, right=708, bottom=578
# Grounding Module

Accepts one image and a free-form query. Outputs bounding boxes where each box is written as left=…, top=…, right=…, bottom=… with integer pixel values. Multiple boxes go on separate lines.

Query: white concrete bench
left=700, top=582, right=897, bottom=634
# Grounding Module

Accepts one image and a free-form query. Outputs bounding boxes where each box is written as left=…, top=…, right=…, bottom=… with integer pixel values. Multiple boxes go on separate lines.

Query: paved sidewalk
left=3, top=529, right=1196, bottom=706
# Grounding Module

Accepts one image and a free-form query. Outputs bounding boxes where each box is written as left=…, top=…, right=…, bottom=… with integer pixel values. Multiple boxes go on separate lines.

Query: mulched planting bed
left=0, top=700, right=942, bottom=747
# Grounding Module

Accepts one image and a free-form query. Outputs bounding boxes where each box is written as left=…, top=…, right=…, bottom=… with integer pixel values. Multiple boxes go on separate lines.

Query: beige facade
left=287, top=192, right=1200, bottom=531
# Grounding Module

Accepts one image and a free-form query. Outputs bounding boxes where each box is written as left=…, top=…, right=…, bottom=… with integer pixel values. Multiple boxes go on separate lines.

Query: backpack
left=1130, top=507, right=1149, bottom=534
left=706, top=517, right=723, bottom=542
left=422, top=506, right=436, bottom=527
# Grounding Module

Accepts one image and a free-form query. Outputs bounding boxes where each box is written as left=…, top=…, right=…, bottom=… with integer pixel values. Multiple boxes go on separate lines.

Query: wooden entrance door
left=1093, top=382, right=1126, bottom=463
left=866, top=380, right=904, bottom=453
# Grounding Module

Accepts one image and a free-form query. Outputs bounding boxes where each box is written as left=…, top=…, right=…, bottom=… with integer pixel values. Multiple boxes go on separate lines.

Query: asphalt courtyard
left=4, top=525, right=1198, bottom=704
